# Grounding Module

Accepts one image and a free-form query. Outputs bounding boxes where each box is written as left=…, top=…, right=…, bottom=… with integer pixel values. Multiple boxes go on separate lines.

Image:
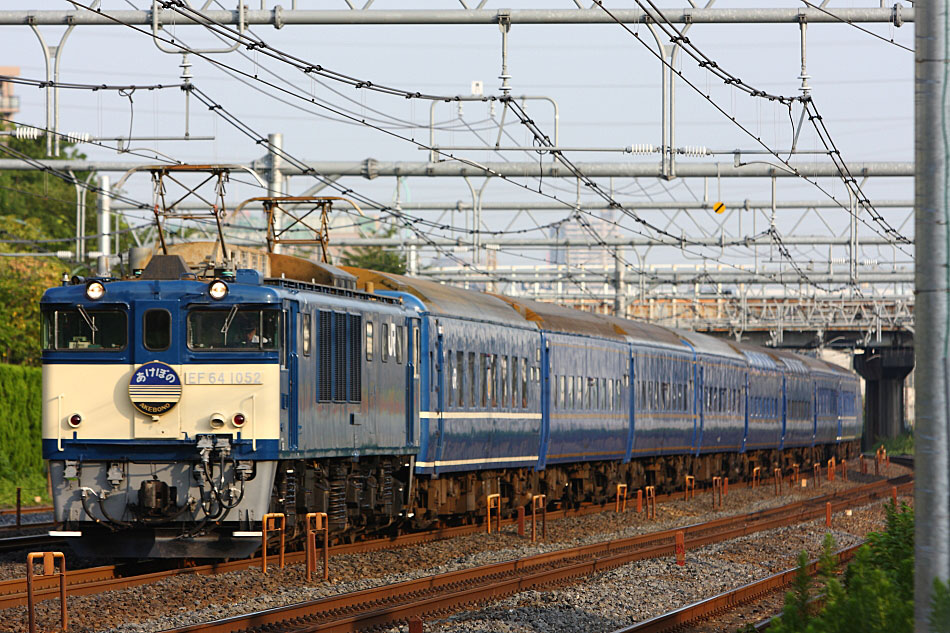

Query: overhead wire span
left=797, top=0, right=913, bottom=53
left=592, top=0, right=912, bottom=255
left=65, top=0, right=878, bottom=294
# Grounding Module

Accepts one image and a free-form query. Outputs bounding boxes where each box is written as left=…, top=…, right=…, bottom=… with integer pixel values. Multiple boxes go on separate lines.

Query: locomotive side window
left=301, top=313, right=312, bottom=357
left=396, top=325, right=405, bottom=364
left=44, top=309, right=127, bottom=350
left=365, top=321, right=374, bottom=361
left=381, top=323, right=390, bottom=362
left=143, top=309, right=171, bottom=351
left=187, top=309, right=279, bottom=350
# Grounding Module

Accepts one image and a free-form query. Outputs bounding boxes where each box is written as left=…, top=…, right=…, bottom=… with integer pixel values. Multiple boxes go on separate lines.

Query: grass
left=0, top=474, right=50, bottom=508
left=873, top=431, right=914, bottom=456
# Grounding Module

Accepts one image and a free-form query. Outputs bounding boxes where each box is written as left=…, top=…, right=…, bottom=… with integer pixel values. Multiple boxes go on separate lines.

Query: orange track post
left=675, top=531, right=686, bottom=566
left=711, top=476, right=723, bottom=508
left=531, top=494, right=546, bottom=542
left=636, top=489, right=643, bottom=513
left=840, top=459, right=848, bottom=482
left=752, top=466, right=761, bottom=489
left=792, top=464, right=800, bottom=484
left=861, top=455, right=867, bottom=474
left=616, top=484, right=628, bottom=513
left=262, top=513, right=286, bottom=574
left=304, top=512, right=329, bottom=582
left=26, top=551, right=66, bottom=633
left=645, top=486, right=657, bottom=519
left=486, top=493, right=501, bottom=534
left=724, top=477, right=729, bottom=496
left=828, top=457, right=836, bottom=482
left=814, top=463, right=822, bottom=487
left=517, top=506, right=525, bottom=538
left=825, top=502, right=832, bottom=528
left=409, top=616, right=424, bottom=633
left=684, top=475, right=695, bottom=500
left=773, top=468, right=782, bottom=495
left=892, top=486, right=899, bottom=507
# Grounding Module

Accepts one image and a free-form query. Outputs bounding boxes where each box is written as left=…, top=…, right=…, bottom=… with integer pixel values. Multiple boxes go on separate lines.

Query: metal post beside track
left=486, top=493, right=501, bottom=534
left=616, top=484, right=628, bottom=513
left=752, top=466, right=761, bottom=489
left=684, top=475, right=695, bottom=500
left=773, top=468, right=782, bottom=495
left=26, top=551, right=66, bottom=633
left=645, top=486, right=657, bottom=520
left=531, top=494, right=546, bottom=542
left=305, top=512, right=329, bottom=582
left=814, top=463, right=822, bottom=487
left=711, top=476, right=723, bottom=509
left=828, top=457, right=836, bottom=482
left=261, top=512, right=286, bottom=574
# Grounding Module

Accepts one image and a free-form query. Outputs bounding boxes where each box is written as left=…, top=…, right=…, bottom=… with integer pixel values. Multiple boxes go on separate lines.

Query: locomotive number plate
left=184, top=371, right=263, bottom=385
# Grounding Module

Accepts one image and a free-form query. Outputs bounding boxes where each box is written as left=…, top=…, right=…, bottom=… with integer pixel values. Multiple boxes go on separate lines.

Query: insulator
left=55, top=251, right=73, bottom=259
left=678, top=145, right=709, bottom=157
left=62, top=131, right=91, bottom=144
left=13, top=126, right=42, bottom=140
left=626, top=143, right=656, bottom=155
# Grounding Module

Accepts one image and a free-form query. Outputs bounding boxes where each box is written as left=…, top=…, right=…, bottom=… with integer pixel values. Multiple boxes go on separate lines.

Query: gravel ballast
left=1, top=465, right=909, bottom=633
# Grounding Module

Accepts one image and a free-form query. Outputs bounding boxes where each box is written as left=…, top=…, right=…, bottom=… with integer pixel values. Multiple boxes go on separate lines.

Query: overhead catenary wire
left=62, top=0, right=886, bottom=294
left=592, top=0, right=912, bottom=254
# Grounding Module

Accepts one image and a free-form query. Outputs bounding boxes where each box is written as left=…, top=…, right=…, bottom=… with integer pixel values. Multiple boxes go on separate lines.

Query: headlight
left=67, top=413, right=82, bottom=428
left=85, top=281, right=105, bottom=300
left=208, top=280, right=229, bottom=300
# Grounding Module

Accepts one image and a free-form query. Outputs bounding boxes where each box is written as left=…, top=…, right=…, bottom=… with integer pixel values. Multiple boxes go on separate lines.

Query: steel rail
left=0, top=534, right=65, bottom=554
left=0, top=473, right=909, bottom=613
left=145, top=476, right=913, bottom=633
left=0, top=505, right=53, bottom=516
left=0, top=483, right=734, bottom=610
left=613, top=543, right=865, bottom=633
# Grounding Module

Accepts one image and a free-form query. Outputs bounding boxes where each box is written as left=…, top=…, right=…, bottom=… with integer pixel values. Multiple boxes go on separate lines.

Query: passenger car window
left=187, top=309, right=279, bottom=351
left=44, top=309, right=126, bottom=350
left=144, top=309, right=171, bottom=351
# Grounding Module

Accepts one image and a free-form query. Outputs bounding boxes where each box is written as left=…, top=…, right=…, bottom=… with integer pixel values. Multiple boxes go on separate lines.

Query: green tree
left=770, top=550, right=814, bottom=633
left=0, top=122, right=96, bottom=241
left=340, top=223, right=407, bottom=274
left=0, top=215, right=68, bottom=365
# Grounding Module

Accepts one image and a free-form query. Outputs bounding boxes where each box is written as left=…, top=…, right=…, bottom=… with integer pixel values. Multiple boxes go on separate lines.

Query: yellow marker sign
left=713, top=202, right=726, bottom=214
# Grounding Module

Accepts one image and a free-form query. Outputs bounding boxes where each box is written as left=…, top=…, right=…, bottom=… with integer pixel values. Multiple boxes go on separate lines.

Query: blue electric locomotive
left=41, top=244, right=861, bottom=558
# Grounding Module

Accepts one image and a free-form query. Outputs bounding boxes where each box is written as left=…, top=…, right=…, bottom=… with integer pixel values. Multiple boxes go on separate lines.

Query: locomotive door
left=132, top=299, right=181, bottom=439
left=405, top=317, right=420, bottom=447
left=537, top=336, right=551, bottom=470
left=281, top=299, right=299, bottom=451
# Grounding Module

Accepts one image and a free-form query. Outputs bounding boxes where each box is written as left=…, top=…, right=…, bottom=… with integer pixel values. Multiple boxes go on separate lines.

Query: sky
left=0, top=1, right=916, bottom=294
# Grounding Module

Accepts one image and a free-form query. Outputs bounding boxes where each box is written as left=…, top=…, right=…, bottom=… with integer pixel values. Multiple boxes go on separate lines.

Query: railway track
left=0, top=505, right=53, bottom=517
left=0, top=533, right=64, bottom=554
left=0, top=475, right=767, bottom=610
left=614, top=542, right=864, bottom=633
left=121, top=474, right=911, bottom=633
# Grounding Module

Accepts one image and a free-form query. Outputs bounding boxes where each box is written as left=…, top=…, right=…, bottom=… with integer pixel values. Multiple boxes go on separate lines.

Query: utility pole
left=97, top=175, right=111, bottom=276
left=268, top=133, right=284, bottom=254
left=915, top=1, right=950, bottom=630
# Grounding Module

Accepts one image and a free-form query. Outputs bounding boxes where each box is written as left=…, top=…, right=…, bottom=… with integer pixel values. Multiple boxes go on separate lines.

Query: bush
left=873, top=431, right=914, bottom=456
left=764, top=503, right=949, bottom=633
left=0, top=363, right=45, bottom=505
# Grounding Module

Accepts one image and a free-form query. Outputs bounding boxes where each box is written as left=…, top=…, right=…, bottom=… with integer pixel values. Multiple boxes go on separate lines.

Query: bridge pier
left=853, top=347, right=914, bottom=451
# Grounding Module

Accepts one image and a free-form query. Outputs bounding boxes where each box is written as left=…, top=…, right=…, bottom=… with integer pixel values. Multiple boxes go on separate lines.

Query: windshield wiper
left=220, top=305, right=239, bottom=339
left=77, top=305, right=98, bottom=334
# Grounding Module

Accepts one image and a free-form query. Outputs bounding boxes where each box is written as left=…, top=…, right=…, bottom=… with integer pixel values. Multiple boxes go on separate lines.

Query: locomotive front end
left=42, top=261, right=283, bottom=558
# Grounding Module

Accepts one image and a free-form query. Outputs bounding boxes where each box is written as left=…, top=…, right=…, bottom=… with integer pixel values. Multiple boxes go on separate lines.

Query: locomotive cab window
left=44, top=308, right=127, bottom=350
left=187, top=308, right=280, bottom=350
left=143, top=309, right=171, bottom=351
